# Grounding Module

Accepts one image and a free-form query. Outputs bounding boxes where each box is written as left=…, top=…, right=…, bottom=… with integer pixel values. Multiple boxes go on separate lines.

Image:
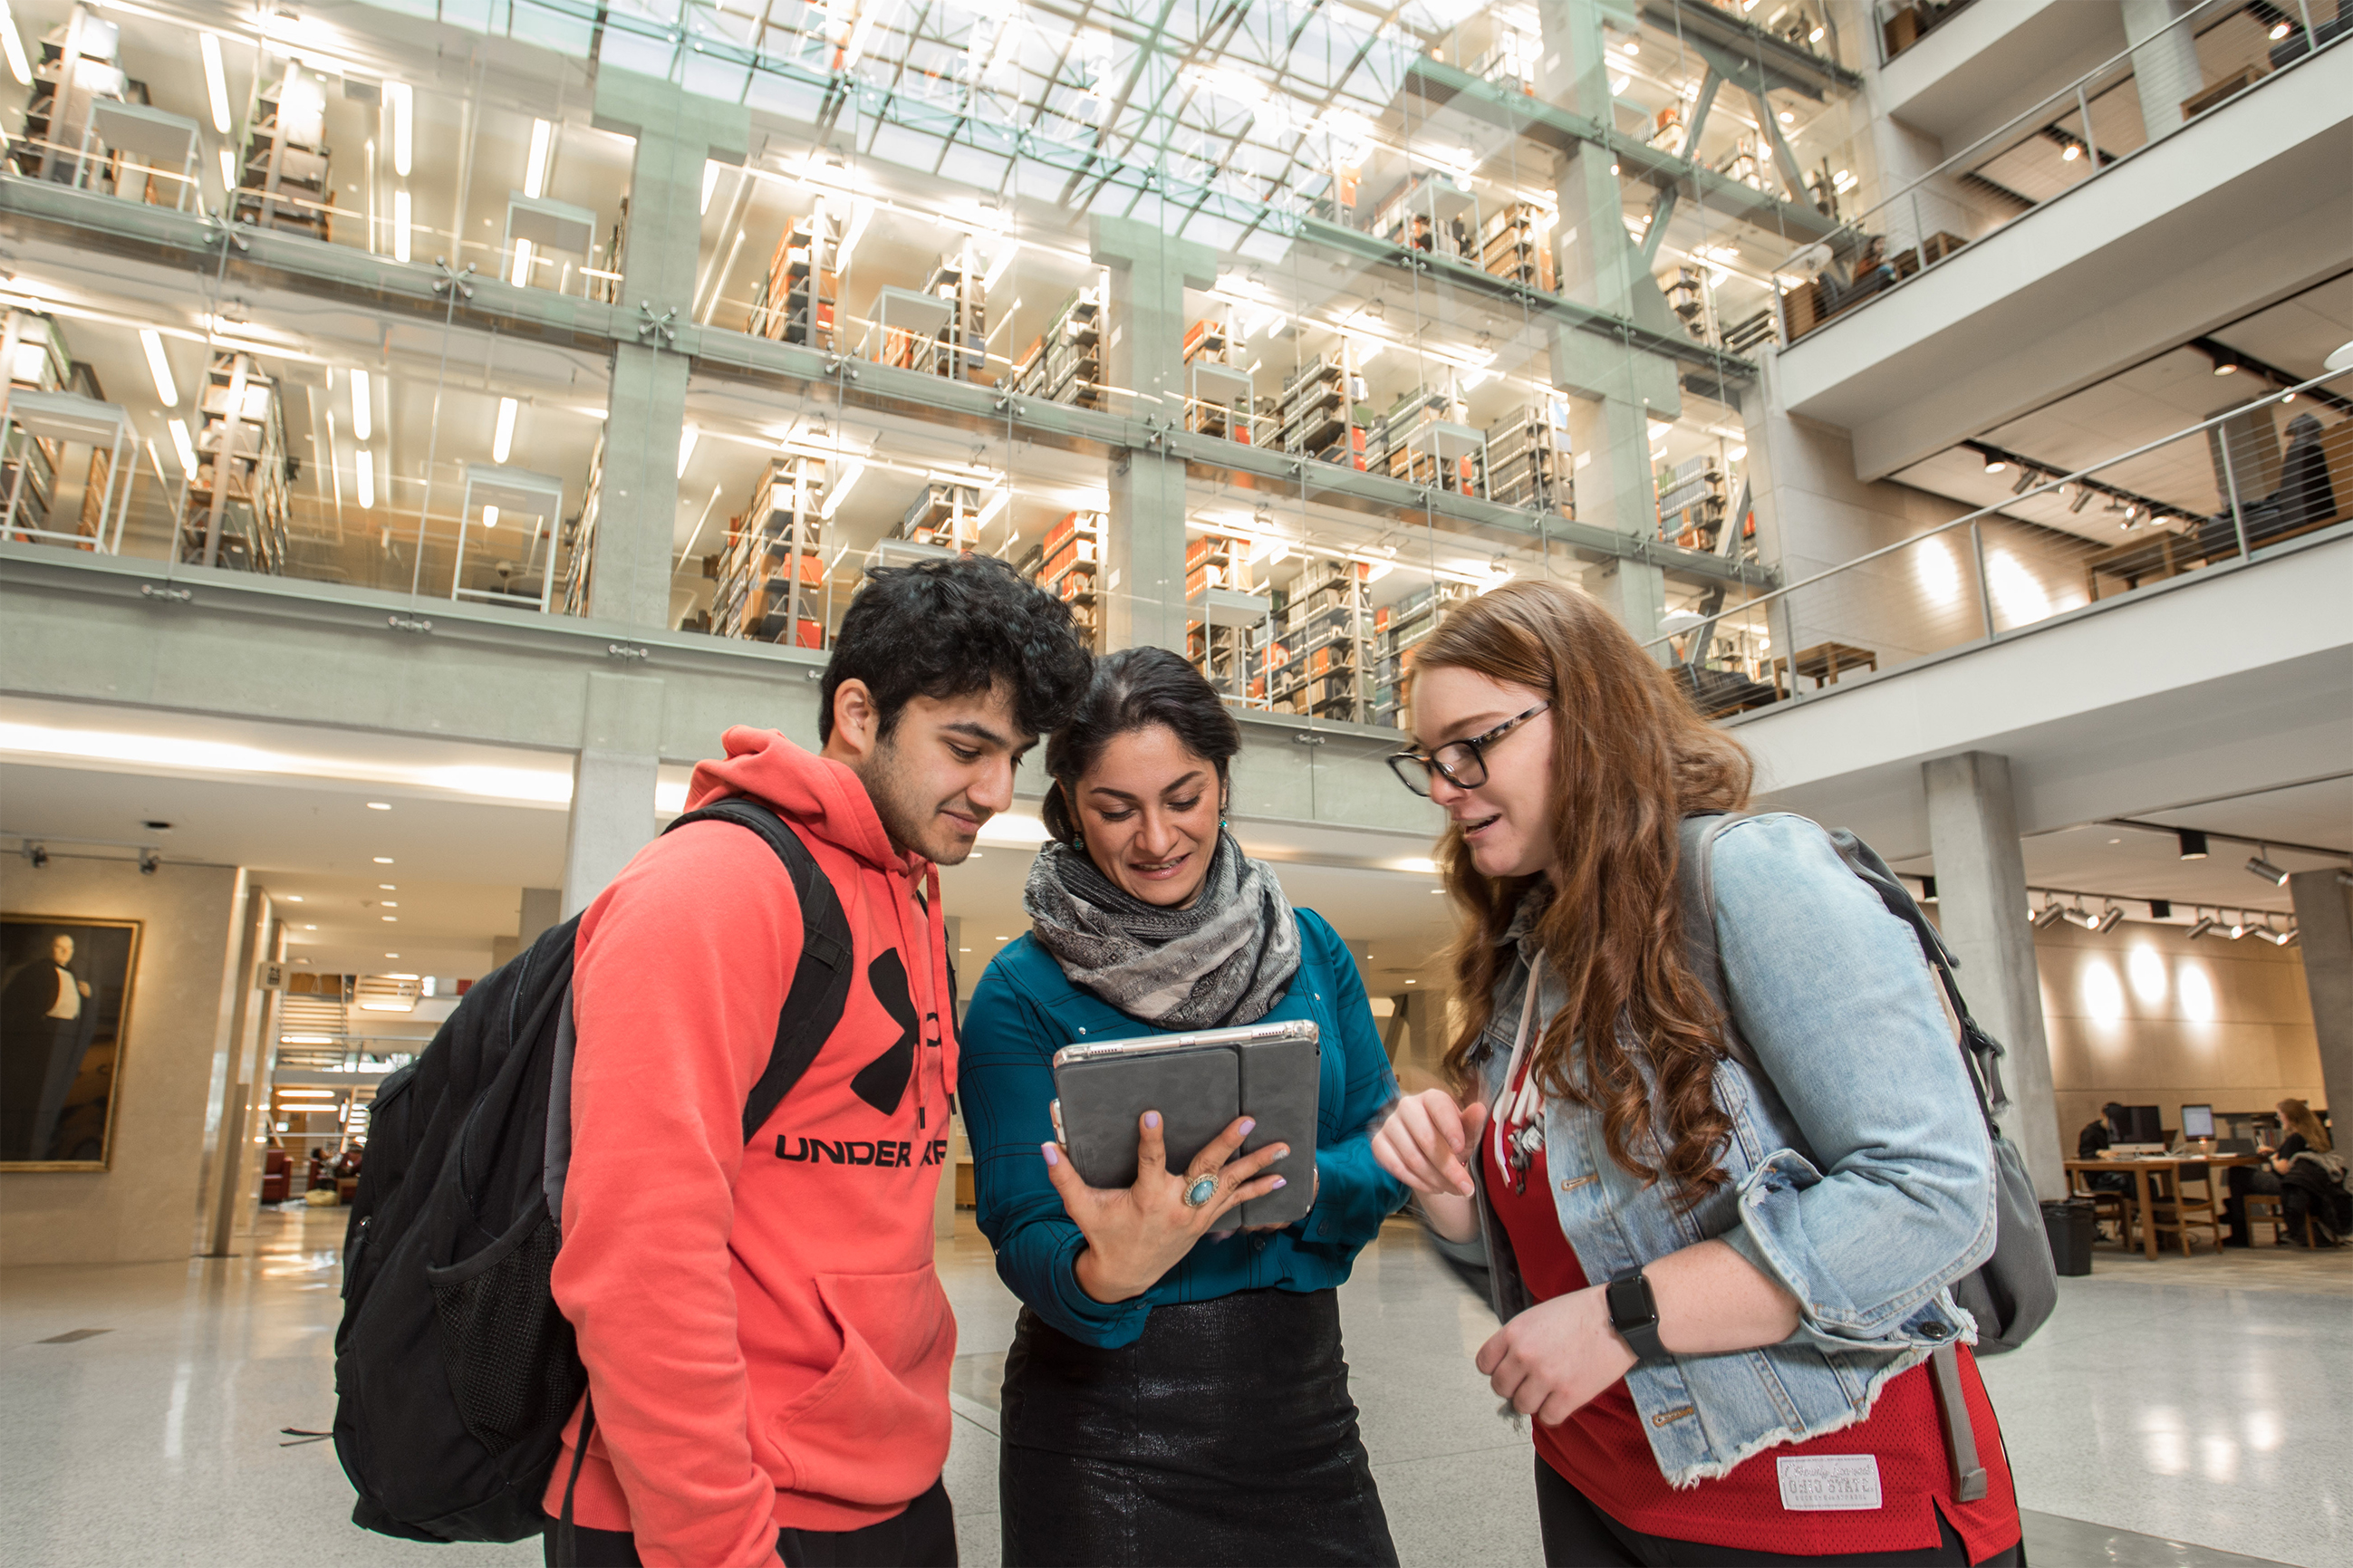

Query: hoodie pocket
left=767, top=1266, right=956, bottom=1505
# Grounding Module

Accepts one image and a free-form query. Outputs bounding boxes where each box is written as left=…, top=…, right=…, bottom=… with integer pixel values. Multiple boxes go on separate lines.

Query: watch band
left=1606, top=1271, right=1667, bottom=1362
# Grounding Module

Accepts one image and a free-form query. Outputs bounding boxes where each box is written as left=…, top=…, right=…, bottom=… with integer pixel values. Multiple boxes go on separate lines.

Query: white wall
left=2036, top=918, right=2322, bottom=1154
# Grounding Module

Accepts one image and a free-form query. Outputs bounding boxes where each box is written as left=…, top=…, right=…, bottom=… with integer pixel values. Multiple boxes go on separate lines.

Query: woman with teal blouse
left=959, top=647, right=1407, bottom=1566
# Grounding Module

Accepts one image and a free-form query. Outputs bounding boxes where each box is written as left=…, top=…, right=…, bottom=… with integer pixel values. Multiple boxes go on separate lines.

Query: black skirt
left=998, top=1288, right=1398, bottom=1568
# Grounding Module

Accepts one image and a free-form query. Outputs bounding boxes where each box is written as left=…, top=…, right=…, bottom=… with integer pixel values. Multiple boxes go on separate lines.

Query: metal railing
left=1778, top=0, right=2341, bottom=342
left=1651, top=368, right=2352, bottom=716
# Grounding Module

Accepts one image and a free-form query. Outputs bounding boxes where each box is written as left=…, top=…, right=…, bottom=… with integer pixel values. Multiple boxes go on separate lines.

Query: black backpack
left=332, top=798, right=855, bottom=1544
left=1677, top=812, right=2058, bottom=1500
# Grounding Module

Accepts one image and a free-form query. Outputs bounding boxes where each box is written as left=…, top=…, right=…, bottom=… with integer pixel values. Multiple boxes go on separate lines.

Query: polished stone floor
left=1, top=1207, right=2343, bottom=1567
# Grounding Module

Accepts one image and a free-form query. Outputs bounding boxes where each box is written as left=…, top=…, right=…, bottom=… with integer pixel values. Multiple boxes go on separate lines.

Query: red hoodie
left=545, top=726, right=960, bottom=1567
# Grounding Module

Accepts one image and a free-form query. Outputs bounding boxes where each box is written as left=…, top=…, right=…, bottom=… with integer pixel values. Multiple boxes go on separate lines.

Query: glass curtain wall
left=2, top=0, right=1900, bottom=728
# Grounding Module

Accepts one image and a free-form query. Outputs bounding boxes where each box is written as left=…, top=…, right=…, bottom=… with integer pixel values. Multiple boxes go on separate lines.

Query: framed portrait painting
left=0, top=915, right=141, bottom=1169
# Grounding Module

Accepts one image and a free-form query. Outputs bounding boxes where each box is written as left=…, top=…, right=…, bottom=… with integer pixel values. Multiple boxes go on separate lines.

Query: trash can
left=2042, top=1198, right=2095, bottom=1277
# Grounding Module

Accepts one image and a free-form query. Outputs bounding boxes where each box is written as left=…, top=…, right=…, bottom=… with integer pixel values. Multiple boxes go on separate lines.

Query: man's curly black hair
left=819, top=554, right=1095, bottom=744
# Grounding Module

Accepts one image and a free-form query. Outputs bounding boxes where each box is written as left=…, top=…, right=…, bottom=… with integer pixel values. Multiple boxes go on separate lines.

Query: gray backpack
left=1678, top=813, right=2057, bottom=1500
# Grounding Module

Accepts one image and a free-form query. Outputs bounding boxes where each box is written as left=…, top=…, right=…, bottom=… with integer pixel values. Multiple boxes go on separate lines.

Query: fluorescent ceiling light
left=351, top=369, right=371, bottom=442
left=678, top=423, right=699, bottom=477
left=140, top=331, right=178, bottom=408
left=168, top=418, right=199, bottom=477
left=524, top=119, right=553, bottom=199
left=389, top=82, right=412, bottom=177
left=481, top=505, right=500, bottom=530
left=355, top=447, right=375, bottom=509
left=217, top=148, right=236, bottom=195
left=510, top=237, right=535, bottom=288
left=198, top=33, right=231, bottom=131
left=493, top=397, right=518, bottom=464
left=819, top=461, right=864, bottom=518
left=392, top=189, right=411, bottom=264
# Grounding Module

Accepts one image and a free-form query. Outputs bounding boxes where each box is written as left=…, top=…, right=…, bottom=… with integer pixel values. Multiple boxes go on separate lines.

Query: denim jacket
left=1471, top=813, right=1997, bottom=1486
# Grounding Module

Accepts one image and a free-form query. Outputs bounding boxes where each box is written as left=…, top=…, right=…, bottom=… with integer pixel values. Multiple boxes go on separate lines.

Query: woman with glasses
left=959, top=647, right=1407, bottom=1566
left=1373, top=582, right=2023, bottom=1567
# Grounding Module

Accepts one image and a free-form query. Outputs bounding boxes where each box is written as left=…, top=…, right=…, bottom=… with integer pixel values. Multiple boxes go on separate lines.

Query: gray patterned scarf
left=1023, top=829, right=1301, bottom=1029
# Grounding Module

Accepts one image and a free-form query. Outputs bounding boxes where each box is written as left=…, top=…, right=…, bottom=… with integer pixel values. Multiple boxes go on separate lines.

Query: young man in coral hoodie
left=545, top=556, right=1094, bottom=1568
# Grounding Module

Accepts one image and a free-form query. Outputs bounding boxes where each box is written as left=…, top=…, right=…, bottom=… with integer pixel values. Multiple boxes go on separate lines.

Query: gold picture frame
left=1, top=914, right=142, bottom=1170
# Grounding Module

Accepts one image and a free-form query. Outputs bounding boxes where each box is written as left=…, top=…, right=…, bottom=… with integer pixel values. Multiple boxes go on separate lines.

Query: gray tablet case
left=1051, top=1021, right=1320, bottom=1229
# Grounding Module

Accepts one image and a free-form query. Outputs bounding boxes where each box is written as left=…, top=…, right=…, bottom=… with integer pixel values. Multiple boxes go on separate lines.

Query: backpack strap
left=661, top=798, right=858, bottom=1143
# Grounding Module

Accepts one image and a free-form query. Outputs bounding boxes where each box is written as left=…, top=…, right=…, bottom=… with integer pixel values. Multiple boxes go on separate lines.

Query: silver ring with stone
left=1182, top=1174, right=1219, bottom=1208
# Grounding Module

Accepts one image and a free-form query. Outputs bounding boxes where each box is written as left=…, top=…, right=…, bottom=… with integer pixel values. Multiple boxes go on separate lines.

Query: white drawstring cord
left=1493, top=954, right=1546, bottom=1171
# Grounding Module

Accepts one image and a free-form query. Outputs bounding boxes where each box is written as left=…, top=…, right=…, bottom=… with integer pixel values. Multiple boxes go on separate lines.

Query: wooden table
left=1771, top=640, right=1878, bottom=697
left=2064, top=1154, right=2259, bottom=1259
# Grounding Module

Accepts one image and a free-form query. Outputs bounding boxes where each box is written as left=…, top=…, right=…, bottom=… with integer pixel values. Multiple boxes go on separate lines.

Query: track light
left=2011, top=467, right=2038, bottom=495
left=139, top=851, right=160, bottom=875
left=2212, top=358, right=2238, bottom=377
left=2149, top=899, right=2172, bottom=919
left=2068, top=486, right=2093, bottom=513
left=2177, top=830, right=2208, bottom=861
left=2245, top=852, right=2290, bottom=886
left=1983, top=456, right=2007, bottom=474
left=2256, top=922, right=2294, bottom=946
left=2094, top=904, right=2125, bottom=933
left=2032, top=900, right=2066, bottom=929
left=25, top=843, right=48, bottom=869
left=2187, top=913, right=2216, bottom=940
left=2269, top=19, right=2291, bottom=38
left=2224, top=916, right=2251, bottom=940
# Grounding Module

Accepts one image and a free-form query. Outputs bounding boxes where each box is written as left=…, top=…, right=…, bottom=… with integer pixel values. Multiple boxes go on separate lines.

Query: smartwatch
left=1606, top=1271, right=1668, bottom=1363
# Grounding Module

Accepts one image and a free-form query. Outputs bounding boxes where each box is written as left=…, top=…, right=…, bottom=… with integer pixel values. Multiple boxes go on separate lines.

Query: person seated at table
left=2076, top=1103, right=2135, bottom=1234
left=2225, top=1099, right=2339, bottom=1247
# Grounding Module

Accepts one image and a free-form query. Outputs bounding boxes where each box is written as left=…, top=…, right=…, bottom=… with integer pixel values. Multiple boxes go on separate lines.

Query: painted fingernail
left=1274, top=1145, right=1291, bottom=1159
left=1144, top=1111, right=1162, bottom=1130
left=1239, top=1118, right=1257, bottom=1136
left=1041, top=1143, right=1059, bottom=1167
left=1271, top=1177, right=1288, bottom=1189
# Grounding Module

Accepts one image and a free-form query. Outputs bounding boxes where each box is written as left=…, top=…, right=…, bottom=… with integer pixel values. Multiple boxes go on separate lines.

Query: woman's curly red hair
left=1413, top=581, right=1753, bottom=1206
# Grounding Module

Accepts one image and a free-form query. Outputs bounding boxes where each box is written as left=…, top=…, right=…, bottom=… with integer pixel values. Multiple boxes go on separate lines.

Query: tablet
left=1051, top=1020, right=1320, bottom=1229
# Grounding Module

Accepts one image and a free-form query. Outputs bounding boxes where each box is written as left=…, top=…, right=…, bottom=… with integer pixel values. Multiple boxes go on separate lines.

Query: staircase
left=275, top=993, right=352, bottom=1071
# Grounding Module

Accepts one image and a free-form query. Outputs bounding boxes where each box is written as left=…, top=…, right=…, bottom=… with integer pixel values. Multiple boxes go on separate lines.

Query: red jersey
left=1482, top=1119, right=2020, bottom=1559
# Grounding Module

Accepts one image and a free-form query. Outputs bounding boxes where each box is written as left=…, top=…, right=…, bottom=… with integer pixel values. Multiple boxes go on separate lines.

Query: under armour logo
left=851, top=951, right=917, bottom=1114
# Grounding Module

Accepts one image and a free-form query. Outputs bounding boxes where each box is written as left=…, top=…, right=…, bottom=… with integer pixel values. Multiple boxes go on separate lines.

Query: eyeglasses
left=1386, top=704, right=1548, bottom=797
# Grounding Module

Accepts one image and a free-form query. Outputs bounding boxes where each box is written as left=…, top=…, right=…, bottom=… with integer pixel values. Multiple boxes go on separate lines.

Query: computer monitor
left=2181, top=1104, right=2215, bottom=1140
left=2114, top=1105, right=2164, bottom=1144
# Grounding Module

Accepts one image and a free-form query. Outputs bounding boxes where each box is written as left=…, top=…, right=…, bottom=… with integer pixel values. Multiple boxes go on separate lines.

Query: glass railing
left=1777, top=0, right=2342, bottom=343
left=1644, top=368, right=2351, bottom=717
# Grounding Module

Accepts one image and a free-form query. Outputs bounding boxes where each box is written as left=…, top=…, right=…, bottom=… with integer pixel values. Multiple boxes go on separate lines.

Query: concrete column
left=2288, top=869, right=2353, bottom=1130
left=2120, top=0, right=2203, bottom=142
left=1923, top=751, right=2065, bottom=1199
left=202, top=877, right=265, bottom=1256
left=563, top=672, right=666, bottom=917
left=589, top=70, right=748, bottom=630
left=492, top=886, right=565, bottom=967
left=594, top=346, right=695, bottom=629
left=1531, top=0, right=1680, bottom=640
left=1091, top=215, right=1217, bottom=654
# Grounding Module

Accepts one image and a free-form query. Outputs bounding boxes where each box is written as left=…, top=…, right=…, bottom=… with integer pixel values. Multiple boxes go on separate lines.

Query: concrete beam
left=1775, top=51, right=2353, bottom=479
left=1731, top=530, right=2353, bottom=861
left=2288, top=869, right=2353, bottom=1128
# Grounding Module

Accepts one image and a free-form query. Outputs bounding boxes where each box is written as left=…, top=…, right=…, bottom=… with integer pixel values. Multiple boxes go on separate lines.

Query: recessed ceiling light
left=284, top=895, right=304, bottom=902
left=380, top=883, right=396, bottom=890
left=373, top=857, right=394, bottom=864
left=304, top=924, right=317, bottom=930
left=386, top=953, right=400, bottom=958
left=382, top=916, right=398, bottom=922
left=367, top=802, right=391, bottom=811
left=381, top=901, right=398, bottom=909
